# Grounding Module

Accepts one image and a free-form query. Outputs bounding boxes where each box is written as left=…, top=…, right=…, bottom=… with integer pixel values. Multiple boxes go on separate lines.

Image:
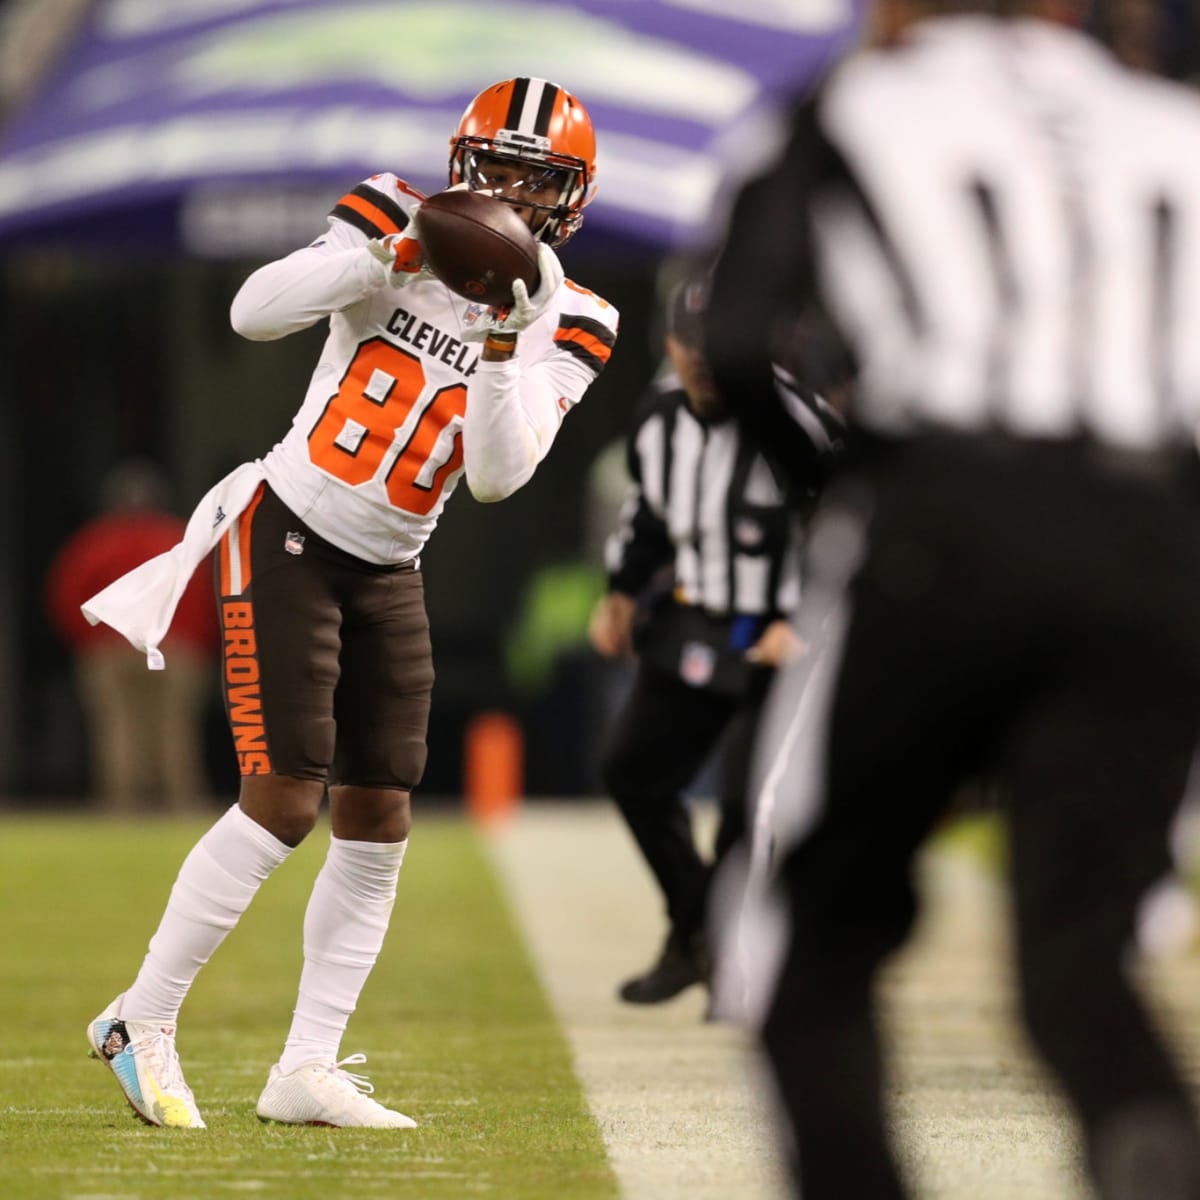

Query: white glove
left=460, top=243, right=564, bottom=342
left=366, top=213, right=436, bottom=288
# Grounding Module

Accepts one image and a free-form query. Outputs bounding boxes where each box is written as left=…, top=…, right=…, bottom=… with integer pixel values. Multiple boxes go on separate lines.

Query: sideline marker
left=465, top=711, right=524, bottom=825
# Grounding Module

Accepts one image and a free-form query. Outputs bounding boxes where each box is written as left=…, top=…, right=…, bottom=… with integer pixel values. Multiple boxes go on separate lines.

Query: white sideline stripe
left=486, top=802, right=1171, bottom=1199
left=486, top=800, right=787, bottom=1200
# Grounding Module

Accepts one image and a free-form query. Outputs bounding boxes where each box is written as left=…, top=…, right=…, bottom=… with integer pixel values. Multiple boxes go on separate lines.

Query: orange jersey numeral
left=563, top=278, right=610, bottom=308
left=308, top=339, right=466, bottom=516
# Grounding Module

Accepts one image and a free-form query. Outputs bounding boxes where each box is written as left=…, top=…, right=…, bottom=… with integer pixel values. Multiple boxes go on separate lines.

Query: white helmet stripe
left=506, top=77, right=559, bottom=138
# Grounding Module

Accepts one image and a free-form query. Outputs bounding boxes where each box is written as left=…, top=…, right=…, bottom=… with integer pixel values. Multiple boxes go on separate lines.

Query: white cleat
left=256, top=1053, right=417, bottom=1128
left=86, top=994, right=206, bottom=1128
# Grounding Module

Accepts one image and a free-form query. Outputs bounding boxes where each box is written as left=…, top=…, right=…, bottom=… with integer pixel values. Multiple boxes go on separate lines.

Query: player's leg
left=88, top=486, right=339, bottom=1127
left=77, top=645, right=137, bottom=810
left=257, top=556, right=430, bottom=1129
left=1007, top=664, right=1200, bottom=1200
left=760, top=649, right=963, bottom=1199
left=119, top=650, right=162, bottom=806
left=600, top=662, right=736, bottom=1002
left=699, top=675, right=777, bottom=1022
left=157, top=645, right=211, bottom=812
left=711, top=667, right=774, bottom=869
left=756, top=491, right=1008, bottom=1199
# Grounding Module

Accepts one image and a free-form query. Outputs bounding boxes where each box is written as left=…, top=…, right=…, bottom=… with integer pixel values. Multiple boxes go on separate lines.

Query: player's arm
left=229, top=175, right=423, bottom=341
left=463, top=293, right=619, bottom=502
left=588, top=592, right=638, bottom=658
left=605, top=397, right=675, bottom=593
left=462, top=352, right=594, bottom=502
left=706, top=97, right=844, bottom=495
left=589, top=403, right=674, bottom=658
left=229, top=224, right=387, bottom=341
left=745, top=618, right=805, bottom=666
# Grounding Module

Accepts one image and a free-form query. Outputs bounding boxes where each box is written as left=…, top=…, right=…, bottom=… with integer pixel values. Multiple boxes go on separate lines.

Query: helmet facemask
left=451, top=142, right=588, bottom=247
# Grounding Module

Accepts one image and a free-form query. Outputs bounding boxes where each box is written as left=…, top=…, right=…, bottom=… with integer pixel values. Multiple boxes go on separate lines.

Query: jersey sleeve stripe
left=555, top=325, right=613, bottom=363
left=554, top=338, right=609, bottom=375
left=330, top=190, right=408, bottom=240
left=558, top=313, right=616, bottom=346
left=557, top=314, right=615, bottom=351
left=349, top=184, right=411, bottom=232
left=330, top=201, right=383, bottom=239
left=554, top=324, right=614, bottom=374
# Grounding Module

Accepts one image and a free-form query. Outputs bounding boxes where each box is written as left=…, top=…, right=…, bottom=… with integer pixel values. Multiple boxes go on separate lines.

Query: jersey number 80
left=307, top=338, right=467, bottom=516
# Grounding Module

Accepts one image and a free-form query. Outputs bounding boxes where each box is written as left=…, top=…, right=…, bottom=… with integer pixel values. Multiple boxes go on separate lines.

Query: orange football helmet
left=449, top=77, right=597, bottom=248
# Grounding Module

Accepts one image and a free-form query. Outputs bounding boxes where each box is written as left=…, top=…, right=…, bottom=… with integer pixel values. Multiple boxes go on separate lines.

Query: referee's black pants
left=601, top=661, right=770, bottom=946
left=761, top=437, right=1200, bottom=1200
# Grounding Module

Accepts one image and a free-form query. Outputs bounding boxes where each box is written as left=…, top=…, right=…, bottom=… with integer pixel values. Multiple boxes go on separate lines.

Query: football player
left=85, top=77, right=618, bottom=1129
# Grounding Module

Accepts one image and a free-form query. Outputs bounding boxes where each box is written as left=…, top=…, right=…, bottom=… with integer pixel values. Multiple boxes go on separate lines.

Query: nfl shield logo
left=284, top=531, right=305, bottom=556
left=680, top=641, right=716, bottom=687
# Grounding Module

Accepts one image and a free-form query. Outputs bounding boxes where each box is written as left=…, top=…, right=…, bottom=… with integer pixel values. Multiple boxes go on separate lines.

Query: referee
left=589, top=277, right=843, bottom=1006
left=706, top=2, right=1200, bottom=1198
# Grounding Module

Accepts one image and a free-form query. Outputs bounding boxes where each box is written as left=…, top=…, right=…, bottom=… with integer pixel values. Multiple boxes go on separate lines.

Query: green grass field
left=0, top=812, right=618, bottom=1200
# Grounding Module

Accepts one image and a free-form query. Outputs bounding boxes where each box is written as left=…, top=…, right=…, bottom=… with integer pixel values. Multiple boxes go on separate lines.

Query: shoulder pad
left=329, top=173, right=426, bottom=240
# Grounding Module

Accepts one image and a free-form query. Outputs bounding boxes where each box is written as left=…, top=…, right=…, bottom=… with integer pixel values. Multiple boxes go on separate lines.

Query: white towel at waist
left=82, top=461, right=266, bottom=670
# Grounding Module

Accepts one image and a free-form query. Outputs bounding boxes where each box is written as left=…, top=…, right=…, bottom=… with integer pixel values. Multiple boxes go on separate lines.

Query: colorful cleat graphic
left=87, top=994, right=206, bottom=1129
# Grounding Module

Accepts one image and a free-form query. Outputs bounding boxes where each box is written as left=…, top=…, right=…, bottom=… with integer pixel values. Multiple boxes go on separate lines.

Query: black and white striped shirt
left=708, top=17, right=1200, bottom=453
left=605, top=371, right=843, bottom=617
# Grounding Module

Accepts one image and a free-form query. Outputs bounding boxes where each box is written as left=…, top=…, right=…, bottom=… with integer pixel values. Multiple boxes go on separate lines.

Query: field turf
left=0, top=812, right=618, bottom=1200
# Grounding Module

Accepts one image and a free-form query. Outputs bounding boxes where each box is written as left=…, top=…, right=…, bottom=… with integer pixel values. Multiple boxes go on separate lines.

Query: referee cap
left=666, top=276, right=711, bottom=348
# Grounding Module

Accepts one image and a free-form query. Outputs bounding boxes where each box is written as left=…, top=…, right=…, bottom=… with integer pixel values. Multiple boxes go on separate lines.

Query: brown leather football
left=417, top=188, right=540, bottom=308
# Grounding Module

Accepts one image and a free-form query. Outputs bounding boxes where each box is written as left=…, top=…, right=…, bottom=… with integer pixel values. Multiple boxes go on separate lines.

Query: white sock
left=122, top=804, right=293, bottom=1024
left=277, top=835, right=407, bottom=1074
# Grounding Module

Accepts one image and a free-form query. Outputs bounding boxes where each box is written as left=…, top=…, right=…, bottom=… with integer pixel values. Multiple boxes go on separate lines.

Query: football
left=417, top=188, right=540, bottom=308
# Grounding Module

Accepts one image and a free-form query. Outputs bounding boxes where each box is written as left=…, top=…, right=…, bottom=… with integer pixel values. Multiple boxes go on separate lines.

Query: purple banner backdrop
left=0, top=0, right=859, bottom=255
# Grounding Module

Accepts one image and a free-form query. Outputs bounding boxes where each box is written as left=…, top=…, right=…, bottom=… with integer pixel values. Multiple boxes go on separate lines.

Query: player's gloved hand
left=460, top=243, right=564, bottom=342
left=366, top=213, right=436, bottom=287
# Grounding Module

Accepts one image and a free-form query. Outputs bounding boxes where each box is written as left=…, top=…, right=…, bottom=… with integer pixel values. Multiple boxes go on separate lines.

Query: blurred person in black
left=705, top=1, right=1200, bottom=1197
left=589, top=276, right=843, bottom=1006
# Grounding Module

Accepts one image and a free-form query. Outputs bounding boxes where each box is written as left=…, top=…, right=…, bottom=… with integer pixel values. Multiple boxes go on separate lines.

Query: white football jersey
left=233, top=173, right=619, bottom=564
